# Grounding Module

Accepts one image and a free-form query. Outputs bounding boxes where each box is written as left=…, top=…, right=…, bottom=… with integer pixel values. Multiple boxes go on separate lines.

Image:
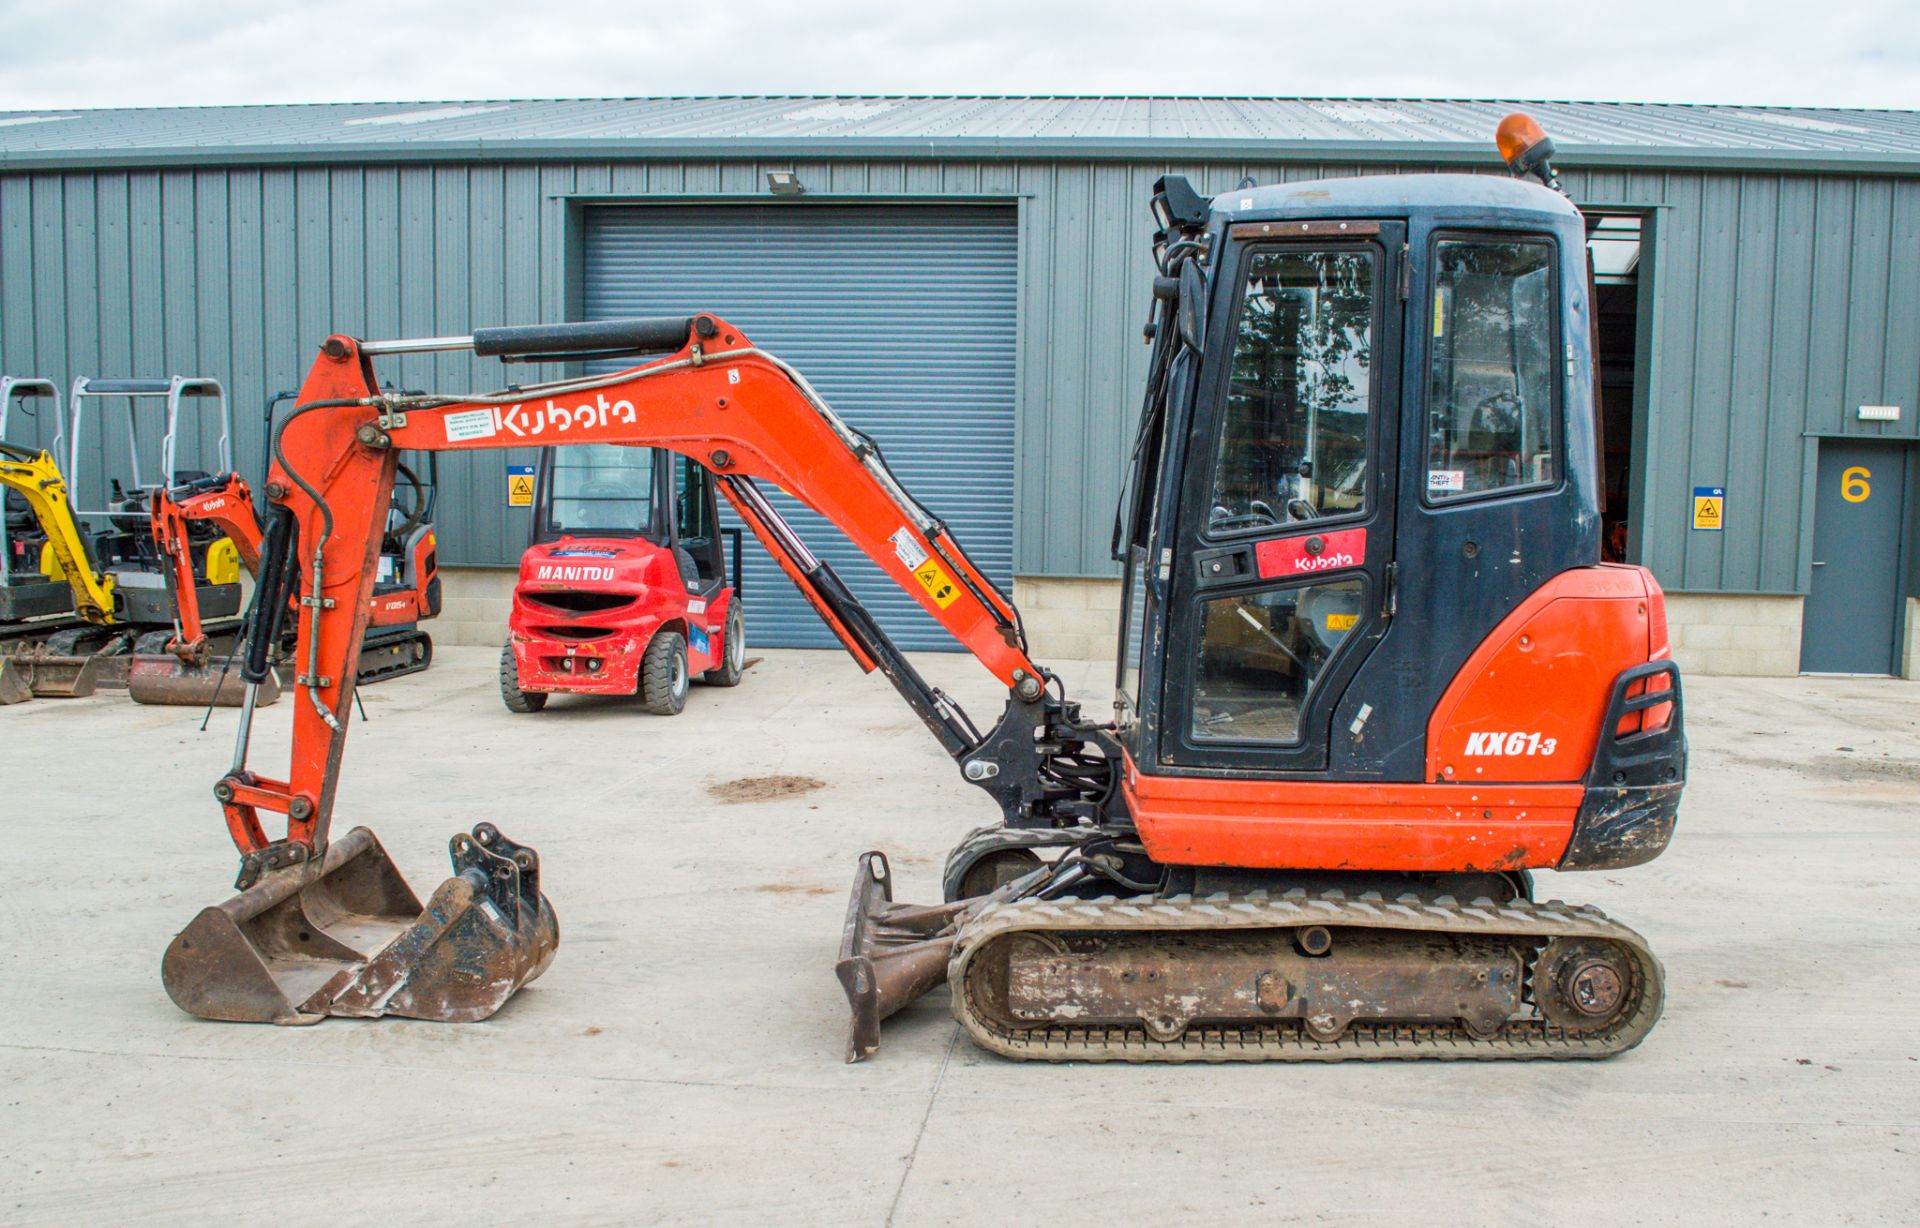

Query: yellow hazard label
left=1324, top=613, right=1358, bottom=631
left=912, top=559, right=960, bottom=608
left=1692, top=495, right=1722, bottom=530
left=507, top=473, right=535, bottom=507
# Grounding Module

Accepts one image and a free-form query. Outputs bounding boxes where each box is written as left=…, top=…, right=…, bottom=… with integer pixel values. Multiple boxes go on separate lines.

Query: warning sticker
left=1324, top=612, right=1358, bottom=632
left=1692, top=486, right=1724, bottom=531
left=1428, top=469, right=1465, bottom=493
left=890, top=527, right=928, bottom=569
left=912, top=559, right=960, bottom=608
left=446, top=408, right=497, bottom=442
left=506, top=464, right=535, bottom=507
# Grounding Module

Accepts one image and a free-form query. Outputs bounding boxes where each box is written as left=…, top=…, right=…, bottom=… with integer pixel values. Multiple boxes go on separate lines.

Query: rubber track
left=940, top=825, right=1102, bottom=902
left=950, top=889, right=1663, bottom=1062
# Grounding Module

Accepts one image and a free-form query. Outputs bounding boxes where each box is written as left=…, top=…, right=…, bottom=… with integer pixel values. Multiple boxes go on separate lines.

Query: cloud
left=0, top=0, right=1914, bottom=109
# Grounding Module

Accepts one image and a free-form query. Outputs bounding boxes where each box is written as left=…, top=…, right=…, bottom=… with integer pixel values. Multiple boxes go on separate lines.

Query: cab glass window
left=550, top=444, right=655, bottom=535
left=1426, top=239, right=1557, bottom=501
left=1192, top=577, right=1364, bottom=743
left=675, top=454, right=713, bottom=543
left=1209, top=247, right=1375, bottom=535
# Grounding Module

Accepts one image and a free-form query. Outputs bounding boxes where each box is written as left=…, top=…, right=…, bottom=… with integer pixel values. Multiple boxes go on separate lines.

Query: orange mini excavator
left=128, top=457, right=439, bottom=706
left=164, top=117, right=1683, bottom=1061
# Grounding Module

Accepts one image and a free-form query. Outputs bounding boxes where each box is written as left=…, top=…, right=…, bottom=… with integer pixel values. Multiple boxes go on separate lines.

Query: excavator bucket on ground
left=162, top=823, right=557, bottom=1024
left=11, top=649, right=105, bottom=698
left=0, top=656, right=30, bottom=704
left=127, top=652, right=279, bottom=707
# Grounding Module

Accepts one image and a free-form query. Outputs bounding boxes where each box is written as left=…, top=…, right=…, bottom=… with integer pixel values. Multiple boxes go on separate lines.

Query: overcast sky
left=0, top=0, right=1915, bottom=111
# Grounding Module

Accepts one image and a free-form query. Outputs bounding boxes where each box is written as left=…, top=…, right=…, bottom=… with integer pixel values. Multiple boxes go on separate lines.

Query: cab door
left=1157, top=223, right=1404, bottom=773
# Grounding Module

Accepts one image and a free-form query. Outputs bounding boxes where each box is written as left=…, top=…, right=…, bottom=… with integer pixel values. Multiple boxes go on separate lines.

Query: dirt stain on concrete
left=708, top=774, right=826, bottom=804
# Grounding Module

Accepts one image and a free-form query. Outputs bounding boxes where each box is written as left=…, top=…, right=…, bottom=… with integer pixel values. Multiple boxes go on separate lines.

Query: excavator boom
left=165, top=312, right=1107, bottom=1027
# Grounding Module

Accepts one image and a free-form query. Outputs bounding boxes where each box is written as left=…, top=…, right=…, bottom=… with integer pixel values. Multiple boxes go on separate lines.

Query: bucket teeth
left=162, top=823, right=558, bottom=1025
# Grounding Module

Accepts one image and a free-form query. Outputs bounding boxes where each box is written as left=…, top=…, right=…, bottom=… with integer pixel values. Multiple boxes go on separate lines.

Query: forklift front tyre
left=499, top=642, right=547, bottom=714
left=703, top=599, right=746, bottom=687
left=642, top=630, right=689, bottom=715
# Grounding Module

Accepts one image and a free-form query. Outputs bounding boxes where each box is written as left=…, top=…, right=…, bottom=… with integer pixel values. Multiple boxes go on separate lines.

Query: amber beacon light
left=1496, top=112, right=1561, bottom=190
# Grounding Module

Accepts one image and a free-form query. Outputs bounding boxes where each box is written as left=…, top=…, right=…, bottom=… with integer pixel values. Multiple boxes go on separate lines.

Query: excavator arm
left=221, top=314, right=1113, bottom=878
left=149, top=473, right=262, bottom=661
left=166, top=313, right=1110, bottom=1029
left=0, top=442, right=117, bottom=624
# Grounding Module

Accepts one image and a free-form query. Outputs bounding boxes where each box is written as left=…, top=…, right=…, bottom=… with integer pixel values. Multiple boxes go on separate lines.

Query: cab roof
left=1215, top=173, right=1578, bottom=222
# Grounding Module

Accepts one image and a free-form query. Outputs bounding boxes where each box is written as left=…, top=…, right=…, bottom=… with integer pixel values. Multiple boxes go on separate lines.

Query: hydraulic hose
left=242, top=504, right=296, bottom=685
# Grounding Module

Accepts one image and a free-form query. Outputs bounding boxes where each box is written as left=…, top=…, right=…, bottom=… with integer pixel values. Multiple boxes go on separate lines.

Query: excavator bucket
left=162, top=823, right=558, bottom=1025
left=20, top=652, right=103, bottom=698
left=0, top=656, right=31, bottom=704
left=127, top=652, right=280, bottom=707
left=836, top=851, right=973, bottom=1062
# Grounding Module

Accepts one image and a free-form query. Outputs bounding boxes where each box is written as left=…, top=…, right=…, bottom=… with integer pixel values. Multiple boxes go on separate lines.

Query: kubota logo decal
left=1463, top=731, right=1559, bottom=756
left=535, top=564, right=616, bottom=582
left=1254, top=527, right=1367, bottom=581
left=443, top=395, right=647, bottom=443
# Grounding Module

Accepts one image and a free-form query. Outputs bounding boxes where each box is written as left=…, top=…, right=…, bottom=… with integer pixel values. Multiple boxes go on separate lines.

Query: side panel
left=1127, top=566, right=1669, bottom=873
left=1124, top=757, right=1584, bottom=872
left=1424, top=564, right=1657, bottom=784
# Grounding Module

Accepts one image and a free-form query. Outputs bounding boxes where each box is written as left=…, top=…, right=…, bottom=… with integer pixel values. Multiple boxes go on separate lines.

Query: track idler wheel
left=1533, top=938, right=1636, bottom=1033
left=162, top=823, right=558, bottom=1024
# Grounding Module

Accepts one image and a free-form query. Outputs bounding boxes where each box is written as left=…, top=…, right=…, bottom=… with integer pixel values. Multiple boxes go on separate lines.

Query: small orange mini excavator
left=164, top=117, right=1683, bottom=1062
left=127, top=457, right=439, bottom=706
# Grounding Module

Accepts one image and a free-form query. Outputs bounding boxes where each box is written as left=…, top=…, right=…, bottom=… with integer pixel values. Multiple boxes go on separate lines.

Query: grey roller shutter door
left=583, top=205, right=1017, bottom=651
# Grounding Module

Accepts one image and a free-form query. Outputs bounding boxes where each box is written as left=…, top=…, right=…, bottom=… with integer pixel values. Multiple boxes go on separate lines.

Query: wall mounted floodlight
left=766, top=171, right=805, bottom=196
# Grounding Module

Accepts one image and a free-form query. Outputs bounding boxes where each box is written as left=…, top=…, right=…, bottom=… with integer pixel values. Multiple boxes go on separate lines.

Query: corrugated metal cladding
left=0, top=142, right=1916, bottom=600
left=581, top=204, right=1016, bottom=649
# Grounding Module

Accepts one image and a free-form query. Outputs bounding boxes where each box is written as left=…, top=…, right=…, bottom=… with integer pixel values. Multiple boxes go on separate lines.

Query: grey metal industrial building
left=1, top=96, right=1916, bottom=674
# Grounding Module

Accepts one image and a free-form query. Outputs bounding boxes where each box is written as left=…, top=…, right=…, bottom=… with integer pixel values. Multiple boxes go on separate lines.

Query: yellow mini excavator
left=0, top=377, right=119, bottom=699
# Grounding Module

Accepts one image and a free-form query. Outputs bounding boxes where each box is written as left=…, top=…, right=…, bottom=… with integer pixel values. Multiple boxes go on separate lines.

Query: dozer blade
left=127, top=653, right=280, bottom=707
left=162, top=823, right=558, bottom=1025
left=835, top=851, right=973, bottom=1062
left=0, top=657, right=31, bottom=704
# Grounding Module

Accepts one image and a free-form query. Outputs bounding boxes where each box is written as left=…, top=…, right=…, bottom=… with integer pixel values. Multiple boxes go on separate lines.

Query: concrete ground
left=1, top=646, right=1916, bottom=1225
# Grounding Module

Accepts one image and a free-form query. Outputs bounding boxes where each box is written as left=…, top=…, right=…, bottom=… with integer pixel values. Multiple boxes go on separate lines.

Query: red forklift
left=501, top=443, right=746, bottom=713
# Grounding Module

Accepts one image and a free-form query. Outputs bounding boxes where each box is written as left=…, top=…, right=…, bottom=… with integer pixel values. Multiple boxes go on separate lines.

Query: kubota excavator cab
left=501, top=443, right=745, bottom=714
left=1109, top=170, right=1683, bottom=877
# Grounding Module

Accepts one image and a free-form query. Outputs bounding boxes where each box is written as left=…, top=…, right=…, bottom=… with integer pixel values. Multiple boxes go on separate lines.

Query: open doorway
left=1586, top=213, right=1644, bottom=562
